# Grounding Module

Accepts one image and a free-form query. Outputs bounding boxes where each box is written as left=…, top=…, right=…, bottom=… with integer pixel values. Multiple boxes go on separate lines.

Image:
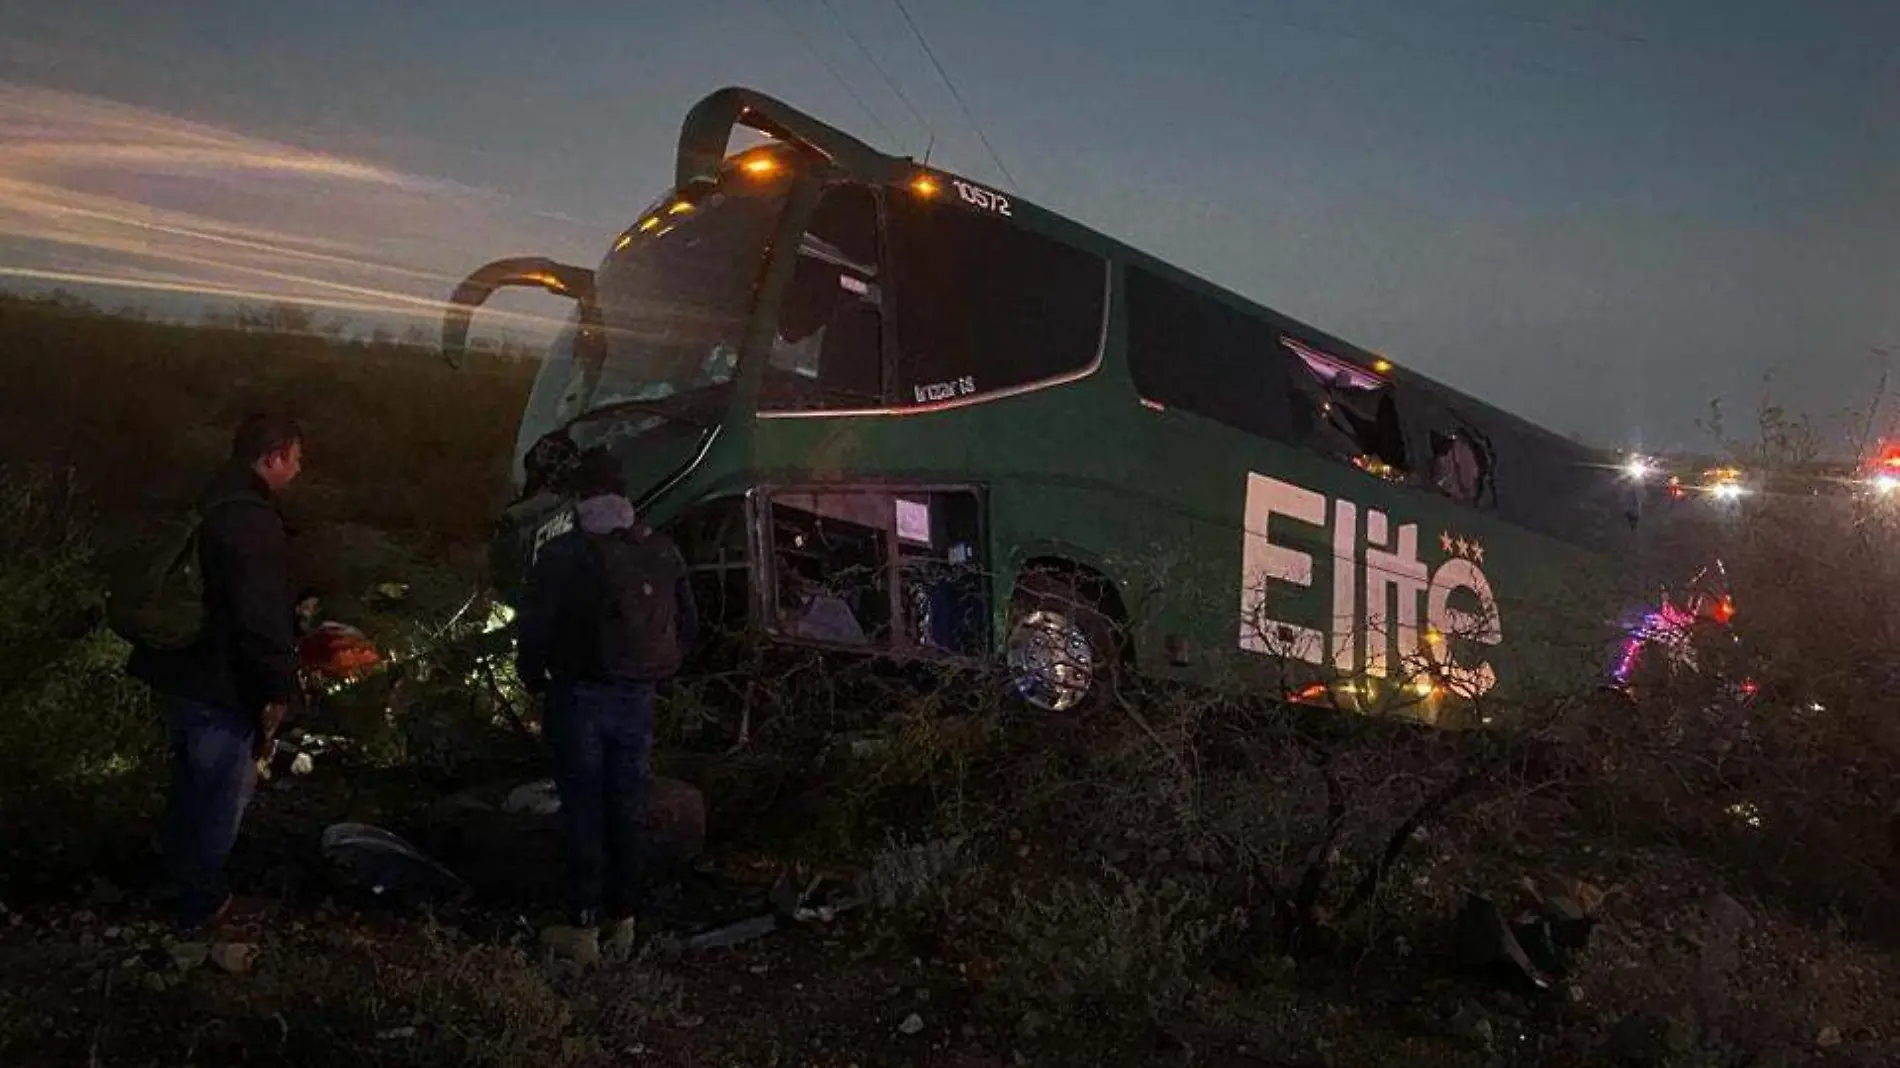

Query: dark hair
left=231, top=414, right=303, bottom=464
left=571, top=446, right=624, bottom=499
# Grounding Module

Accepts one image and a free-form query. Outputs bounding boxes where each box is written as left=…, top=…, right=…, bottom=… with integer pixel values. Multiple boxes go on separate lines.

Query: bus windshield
left=583, top=180, right=787, bottom=413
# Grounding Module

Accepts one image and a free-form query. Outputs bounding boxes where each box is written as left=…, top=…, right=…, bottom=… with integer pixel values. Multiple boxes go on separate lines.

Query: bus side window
left=887, top=193, right=1105, bottom=405
left=1430, top=429, right=1489, bottom=506
left=761, top=184, right=885, bottom=412
left=1283, top=337, right=1409, bottom=479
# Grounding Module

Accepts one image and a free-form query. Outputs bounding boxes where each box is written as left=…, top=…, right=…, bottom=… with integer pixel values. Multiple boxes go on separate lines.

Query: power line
left=812, top=0, right=935, bottom=151
left=886, top=0, right=1019, bottom=192
left=759, top=0, right=894, bottom=143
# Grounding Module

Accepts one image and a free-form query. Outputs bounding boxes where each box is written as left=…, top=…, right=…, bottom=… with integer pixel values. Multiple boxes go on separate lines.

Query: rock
left=503, top=780, right=562, bottom=816
left=1816, top=1026, right=1843, bottom=1049
left=142, top=971, right=169, bottom=993
left=1701, top=893, right=1752, bottom=934
left=209, top=943, right=255, bottom=975
left=1148, top=848, right=1173, bottom=866
left=639, top=777, right=707, bottom=867
left=899, top=1013, right=925, bottom=1036
left=169, top=942, right=209, bottom=972
left=1446, top=1004, right=1494, bottom=1051
left=1574, top=881, right=1607, bottom=916
left=1546, top=895, right=1587, bottom=924
left=1017, top=1010, right=1049, bottom=1039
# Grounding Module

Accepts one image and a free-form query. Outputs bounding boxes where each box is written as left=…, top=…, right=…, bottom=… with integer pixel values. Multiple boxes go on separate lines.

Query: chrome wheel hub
left=1006, top=609, right=1096, bottom=712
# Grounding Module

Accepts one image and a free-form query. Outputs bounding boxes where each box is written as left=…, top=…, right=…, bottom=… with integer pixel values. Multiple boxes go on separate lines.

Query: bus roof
left=682, top=86, right=1604, bottom=463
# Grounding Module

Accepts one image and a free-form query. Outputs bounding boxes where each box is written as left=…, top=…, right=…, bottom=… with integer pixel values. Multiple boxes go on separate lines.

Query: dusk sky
left=1, top=0, right=1894, bottom=452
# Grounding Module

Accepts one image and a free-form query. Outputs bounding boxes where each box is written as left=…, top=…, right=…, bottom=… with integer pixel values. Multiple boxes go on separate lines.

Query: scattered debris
left=899, top=1013, right=925, bottom=1036
left=320, top=822, right=468, bottom=904
left=1816, top=1026, right=1843, bottom=1049
left=1454, top=887, right=1597, bottom=994
left=681, top=914, right=781, bottom=952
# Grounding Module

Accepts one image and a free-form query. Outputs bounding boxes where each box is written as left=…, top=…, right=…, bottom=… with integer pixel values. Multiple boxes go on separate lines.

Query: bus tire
left=1003, top=569, right=1124, bottom=715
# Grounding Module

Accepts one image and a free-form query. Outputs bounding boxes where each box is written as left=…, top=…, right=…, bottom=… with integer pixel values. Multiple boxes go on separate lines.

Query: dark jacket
left=515, top=520, right=699, bottom=690
left=127, top=462, right=303, bottom=721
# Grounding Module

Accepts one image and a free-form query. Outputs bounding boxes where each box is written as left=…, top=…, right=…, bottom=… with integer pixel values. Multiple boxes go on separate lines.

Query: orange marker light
left=741, top=156, right=779, bottom=177
left=910, top=174, right=940, bottom=197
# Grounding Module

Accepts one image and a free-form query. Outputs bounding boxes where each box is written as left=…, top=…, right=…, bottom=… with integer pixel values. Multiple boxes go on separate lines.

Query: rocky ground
left=5, top=713, right=1900, bottom=1068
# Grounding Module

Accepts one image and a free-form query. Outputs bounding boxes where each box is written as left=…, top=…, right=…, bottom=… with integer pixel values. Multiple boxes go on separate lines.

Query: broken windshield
left=584, top=181, right=788, bottom=413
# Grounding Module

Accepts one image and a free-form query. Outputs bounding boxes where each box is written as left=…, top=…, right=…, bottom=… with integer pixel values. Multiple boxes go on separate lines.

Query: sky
left=0, top=0, right=1894, bottom=452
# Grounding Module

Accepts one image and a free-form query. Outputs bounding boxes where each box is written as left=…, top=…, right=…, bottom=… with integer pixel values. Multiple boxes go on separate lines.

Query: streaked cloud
left=0, top=83, right=609, bottom=339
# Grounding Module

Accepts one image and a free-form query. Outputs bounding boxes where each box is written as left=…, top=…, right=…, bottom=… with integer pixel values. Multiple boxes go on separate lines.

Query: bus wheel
left=1004, top=570, right=1122, bottom=714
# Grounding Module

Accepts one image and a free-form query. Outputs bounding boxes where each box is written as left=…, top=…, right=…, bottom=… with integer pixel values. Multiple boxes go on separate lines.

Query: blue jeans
left=544, top=678, right=656, bottom=921
left=160, top=696, right=258, bottom=926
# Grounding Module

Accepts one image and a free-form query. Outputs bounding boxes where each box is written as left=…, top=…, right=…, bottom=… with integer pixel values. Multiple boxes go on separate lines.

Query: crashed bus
left=444, top=86, right=1664, bottom=722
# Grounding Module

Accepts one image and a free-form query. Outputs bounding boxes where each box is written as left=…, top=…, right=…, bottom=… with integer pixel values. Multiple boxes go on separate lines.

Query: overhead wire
left=811, top=0, right=935, bottom=151
left=886, top=0, right=1020, bottom=192
left=758, top=0, right=895, bottom=144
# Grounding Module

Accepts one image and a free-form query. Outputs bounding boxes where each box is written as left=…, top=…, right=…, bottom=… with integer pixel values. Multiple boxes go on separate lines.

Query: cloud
left=0, top=83, right=607, bottom=336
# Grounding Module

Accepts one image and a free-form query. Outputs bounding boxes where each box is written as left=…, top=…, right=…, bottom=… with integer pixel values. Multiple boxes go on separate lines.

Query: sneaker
left=603, top=915, right=637, bottom=961
left=175, top=892, right=234, bottom=938
left=538, top=922, right=601, bottom=966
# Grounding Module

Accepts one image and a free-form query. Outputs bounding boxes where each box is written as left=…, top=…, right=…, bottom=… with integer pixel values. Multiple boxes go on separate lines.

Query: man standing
left=128, top=414, right=305, bottom=933
left=515, top=448, right=698, bottom=957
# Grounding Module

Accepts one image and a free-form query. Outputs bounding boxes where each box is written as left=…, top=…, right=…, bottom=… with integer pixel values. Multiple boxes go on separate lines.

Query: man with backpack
left=122, top=414, right=306, bottom=934
left=515, top=447, right=698, bottom=957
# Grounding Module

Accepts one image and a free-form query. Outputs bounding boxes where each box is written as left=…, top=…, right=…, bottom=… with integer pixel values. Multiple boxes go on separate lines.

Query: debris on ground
left=320, top=822, right=468, bottom=904
left=1453, top=885, right=1598, bottom=995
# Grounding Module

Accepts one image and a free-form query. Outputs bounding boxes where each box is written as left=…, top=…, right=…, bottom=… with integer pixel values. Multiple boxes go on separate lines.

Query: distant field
left=0, top=292, right=537, bottom=609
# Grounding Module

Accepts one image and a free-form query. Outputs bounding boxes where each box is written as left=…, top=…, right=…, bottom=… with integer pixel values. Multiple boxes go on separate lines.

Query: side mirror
left=442, top=257, right=596, bottom=370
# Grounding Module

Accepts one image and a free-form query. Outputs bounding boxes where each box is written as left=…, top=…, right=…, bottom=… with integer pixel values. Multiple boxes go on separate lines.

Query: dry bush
left=0, top=463, right=161, bottom=788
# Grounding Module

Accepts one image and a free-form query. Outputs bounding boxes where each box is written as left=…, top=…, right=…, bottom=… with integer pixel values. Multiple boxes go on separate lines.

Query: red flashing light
left=1712, top=596, right=1736, bottom=625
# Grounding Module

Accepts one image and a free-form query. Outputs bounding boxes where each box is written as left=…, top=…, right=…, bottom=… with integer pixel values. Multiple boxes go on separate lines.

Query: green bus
left=443, top=86, right=1647, bottom=722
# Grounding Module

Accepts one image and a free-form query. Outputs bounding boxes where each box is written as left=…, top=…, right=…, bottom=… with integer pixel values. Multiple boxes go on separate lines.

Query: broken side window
left=1282, top=335, right=1409, bottom=479
left=761, top=184, right=886, bottom=412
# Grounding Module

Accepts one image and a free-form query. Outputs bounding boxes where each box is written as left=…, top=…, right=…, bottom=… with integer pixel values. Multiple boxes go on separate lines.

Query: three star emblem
left=1438, top=530, right=1485, bottom=564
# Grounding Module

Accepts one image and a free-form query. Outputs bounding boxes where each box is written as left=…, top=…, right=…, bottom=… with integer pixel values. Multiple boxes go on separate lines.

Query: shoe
left=175, top=892, right=234, bottom=938
left=603, top=915, right=637, bottom=961
left=538, top=922, right=601, bottom=966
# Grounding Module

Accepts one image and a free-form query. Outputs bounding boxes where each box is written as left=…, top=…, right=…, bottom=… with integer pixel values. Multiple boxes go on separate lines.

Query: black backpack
left=583, top=526, right=688, bottom=682
left=105, top=494, right=248, bottom=651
